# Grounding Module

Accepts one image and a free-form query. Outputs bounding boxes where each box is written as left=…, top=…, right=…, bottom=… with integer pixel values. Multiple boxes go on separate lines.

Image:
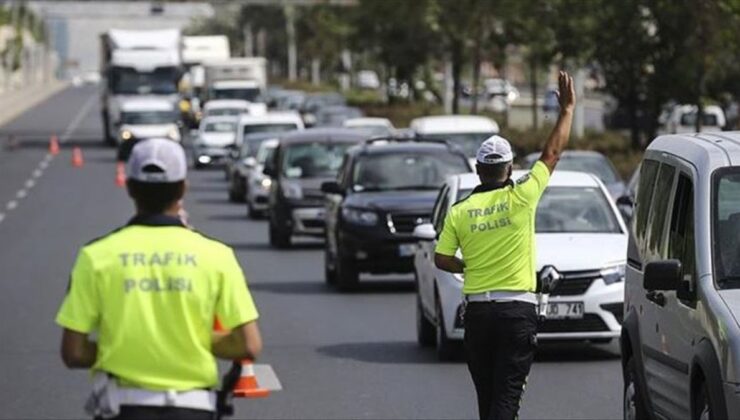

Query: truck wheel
left=416, top=291, right=435, bottom=347
left=436, top=297, right=458, bottom=361
left=268, top=221, right=291, bottom=249
left=623, top=356, right=649, bottom=420
left=336, top=256, right=359, bottom=291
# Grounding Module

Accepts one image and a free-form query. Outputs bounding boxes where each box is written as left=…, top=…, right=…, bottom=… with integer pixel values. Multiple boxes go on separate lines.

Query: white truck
left=99, top=29, right=183, bottom=145
left=181, top=35, right=231, bottom=127
left=203, top=58, right=267, bottom=104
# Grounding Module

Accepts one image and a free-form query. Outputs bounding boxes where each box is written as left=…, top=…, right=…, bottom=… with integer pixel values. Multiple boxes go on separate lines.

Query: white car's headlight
left=601, top=264, right=626, bottom=285
left=260, top=178, right=272, bottom=189
left=282, top=182, right=303, bottom=199
left=120, top=130, right=133, bottom=141
left=341, top=207, right=378, bottom=226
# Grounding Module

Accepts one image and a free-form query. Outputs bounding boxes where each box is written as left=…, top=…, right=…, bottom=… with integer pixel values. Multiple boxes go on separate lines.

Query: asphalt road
left=0, top=86, right=623, bottom=420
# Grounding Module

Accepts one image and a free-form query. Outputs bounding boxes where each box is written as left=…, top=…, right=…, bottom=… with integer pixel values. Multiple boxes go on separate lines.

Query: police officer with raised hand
left=434, top=71, right=575, bottom=420
left=56, top=138, right=262, bottom=420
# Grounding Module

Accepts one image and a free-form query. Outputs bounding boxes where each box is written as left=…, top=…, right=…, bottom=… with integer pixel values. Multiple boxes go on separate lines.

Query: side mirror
left=412, top=223, right=436, bottom=241
left=644, top=260, right=681, bottom=291
left=243, top=157, right=257, bottom=168
left=320, top=181, right=344, bottom=196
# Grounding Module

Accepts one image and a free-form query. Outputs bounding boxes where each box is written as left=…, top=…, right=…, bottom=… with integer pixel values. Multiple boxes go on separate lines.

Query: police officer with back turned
left=434, top=71, right=576, bottom=420
left=56, top=138, right=262, bottom=420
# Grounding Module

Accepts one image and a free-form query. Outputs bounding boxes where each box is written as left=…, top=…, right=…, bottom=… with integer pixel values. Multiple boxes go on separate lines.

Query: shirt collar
left=471, top=179, right=514, bottom=195
left=127, top=214, right=186, bottom=227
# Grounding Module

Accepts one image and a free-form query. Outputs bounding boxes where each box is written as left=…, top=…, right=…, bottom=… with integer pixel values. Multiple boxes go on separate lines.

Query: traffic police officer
left=56, top=138, right=262, bottom=419
left=434, top=71, right=575, bottom=420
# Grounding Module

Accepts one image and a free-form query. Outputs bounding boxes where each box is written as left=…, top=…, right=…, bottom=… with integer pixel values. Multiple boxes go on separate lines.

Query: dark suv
left=321, top=141, right=472, bottom=290
left=263, top=128, right=368, bottom=248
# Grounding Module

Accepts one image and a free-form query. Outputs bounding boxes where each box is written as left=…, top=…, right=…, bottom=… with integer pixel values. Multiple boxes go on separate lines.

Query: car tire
left=268, top=220, right=291, bottom=249
left=435, top=297, right=457, bottom=361
left=693, top=379, right=714, bottom=420
left=336, top=256, right=359, bottom=291
left=416, top=291, right=435, bottom=347
left=623, top=356, right=649, bottom=420
left=324, top=244, right=337, bottom=286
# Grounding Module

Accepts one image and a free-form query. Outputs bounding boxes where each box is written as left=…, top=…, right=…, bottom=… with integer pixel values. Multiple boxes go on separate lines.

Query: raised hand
left=557, top=71, right=576, bottom=113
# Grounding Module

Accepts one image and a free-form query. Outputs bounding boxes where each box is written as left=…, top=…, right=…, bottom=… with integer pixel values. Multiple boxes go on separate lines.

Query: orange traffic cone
left=115, top=162, right=126, bottom=187
left=72, top=147, right=84, bottom=167
left=232, top=359, right=270, bottom=398
left=49, top=135, right=59, bottom=155
left=213, top=318, right=269, bottom=399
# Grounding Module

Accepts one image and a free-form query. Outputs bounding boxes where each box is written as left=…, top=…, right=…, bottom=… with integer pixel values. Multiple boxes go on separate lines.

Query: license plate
left=398, top=244, right=417, bottom=257
left=546, top=302, right=584, bottom=319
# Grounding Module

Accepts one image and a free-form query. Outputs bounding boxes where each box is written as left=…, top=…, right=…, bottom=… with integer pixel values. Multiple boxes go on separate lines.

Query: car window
left=121, top=111, right=177, bottom=125
left=528, top=154, right=619, bottom=184
left=635, top=159, right=659, bottom=250
left=431, top=185, right=449, bottom=233
left=667, top=174, right=695, bottom=286
left=417, top=132, right=495, bottom=157
left=535, top=187, right=621, bottom=233
left=645, top=163, right=676, bottom=260
left=206, top=108, right=244, bottom=117
left=242, top=124, right=298, bottom=143
left=680, top=112, right=719, bottom=127
left=282, top=142, right=352, bottom=179
left=257, top=144, right=276, bottom=164
left=351, top=152, right=470, bottom=192
left=204, top=121, right=236, bottom=133
left=713, top=170, right=740, bottom=288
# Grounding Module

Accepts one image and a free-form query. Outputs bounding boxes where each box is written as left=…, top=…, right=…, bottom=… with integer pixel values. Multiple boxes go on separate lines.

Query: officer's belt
left=465, top=290, right=537, bottom=304
left=116, top=388, right=216, bottom=411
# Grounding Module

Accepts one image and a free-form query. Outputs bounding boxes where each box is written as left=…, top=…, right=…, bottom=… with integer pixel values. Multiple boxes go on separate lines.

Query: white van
left=622, top=131, right=740, bottom=419
left=410, top=115, right=499, bottom=165
left=118, top=98, right=180, bottom=146
left=663, top=104, right=726, bottom=134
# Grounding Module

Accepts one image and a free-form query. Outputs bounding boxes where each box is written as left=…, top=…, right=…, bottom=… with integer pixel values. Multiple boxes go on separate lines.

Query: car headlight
left=282, top=182, right=303, bottom=199
left=120, top=130, right=133, bottom=141
left=167, top=127, right=180, bottom=141
left=601, top=264, right=626, bottom=285
left=260, top=178, right=272, bottom=188
left=341, top=207, right=378, bottom=226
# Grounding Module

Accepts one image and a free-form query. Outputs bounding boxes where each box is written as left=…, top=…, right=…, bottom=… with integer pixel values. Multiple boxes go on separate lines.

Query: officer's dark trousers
left=464, top=301, right=538, bottom=420
left=97, top=406, right=214, bottom=420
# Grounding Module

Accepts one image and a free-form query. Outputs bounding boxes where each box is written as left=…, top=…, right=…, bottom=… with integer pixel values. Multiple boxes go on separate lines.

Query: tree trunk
left=628, top=94, right=640, bottom=150
left=471, top=23, right=483, bottom=115
left=530, top=57, right=538, bottom=130
left=451, top=44, right=463, bottom=115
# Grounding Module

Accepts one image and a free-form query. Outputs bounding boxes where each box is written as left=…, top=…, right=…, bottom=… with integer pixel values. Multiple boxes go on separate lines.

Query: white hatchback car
left=414, top=170, right=628, bottom=359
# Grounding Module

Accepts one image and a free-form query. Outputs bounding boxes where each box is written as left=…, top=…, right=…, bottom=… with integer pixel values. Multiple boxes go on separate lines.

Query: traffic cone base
left=72, top=147, right=84, bottom=168
left=233, top=361, right=270, bottom=398
left=115, top=162, right=126, bottom=187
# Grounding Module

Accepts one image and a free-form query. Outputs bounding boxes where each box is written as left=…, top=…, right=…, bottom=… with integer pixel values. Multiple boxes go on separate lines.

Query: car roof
left=204, top=99, right=250, bottom=109
left=524, top=150, right=607, bottom=162
left=410, top=115, right=499, bottom=134
left=647, top=131, right=740, bottom=169
left=454, top=170, right=601, bottom=191
left=120, top=98, right=174, bottom=112
left=354, top=141, right=460, bottom=156
left=343, top=117, right=393, bottom=128
left=279, top=127, right=368, bottom=144
left=238, top=111, right=303, bottom=125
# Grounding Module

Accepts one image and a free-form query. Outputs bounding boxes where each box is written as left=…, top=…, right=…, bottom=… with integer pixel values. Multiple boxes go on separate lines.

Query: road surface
left=0, top=86, right=622, bottom=419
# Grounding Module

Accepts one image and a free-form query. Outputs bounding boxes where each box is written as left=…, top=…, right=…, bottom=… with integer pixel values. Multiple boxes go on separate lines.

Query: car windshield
left=206, top=108, right=244, bottom=117
left=111, top=67, right=178, bottom=95
left=242, top=124, right=297, bottom=144
left=121, top=111, right=177, bottom=125
left=204, top=121, right=236, bottom=133
left=212, top=88, right=261, bottom=102
left=282, top=142, right=351, bottom=179
left=713, top=170, right=740, bottom=288
left=680, top=112, right=719, bottom=127
left=256, top=144, right=276, bottom=164
left=529, top=154, right=619, bottom=184
left=352, top=152, right=469, bottom=192
left=418, top=132, right=495, bottom=157
left=455, top=186, right=620, bottom=233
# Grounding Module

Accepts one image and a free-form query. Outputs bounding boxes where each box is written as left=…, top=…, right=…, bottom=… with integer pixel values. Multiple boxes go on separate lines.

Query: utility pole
left=284, top=4, right=297, bottom=82
left=243, top=23, right=253, bottom=57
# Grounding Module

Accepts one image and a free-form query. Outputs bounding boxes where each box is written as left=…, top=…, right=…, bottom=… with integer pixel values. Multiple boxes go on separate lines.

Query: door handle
left=646, top=291, right=666, bottom=307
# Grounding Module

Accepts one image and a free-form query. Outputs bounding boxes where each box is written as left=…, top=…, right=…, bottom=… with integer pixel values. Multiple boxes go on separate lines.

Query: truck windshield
left=121, top=111, right=177, bottom=125
left=352, top=152, right=470, bottom=192
left=417, top=132, right=495, bottom=157
left=212, top=88, right=261, bottom=102
left=111, top=67, right=179, bottom=95
left=282, top=143, right=351, bottom=179
left=713, top=170, right=740, bottom=288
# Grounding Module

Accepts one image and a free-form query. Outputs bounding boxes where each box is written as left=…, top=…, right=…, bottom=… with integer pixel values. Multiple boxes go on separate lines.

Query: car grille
left=302, top=219, right=325, bottom=229
left=550, top=270, right=600, bottom=296
left=538, top=314, right=609, bottom=333
left=387, top=213, right=430, bottom=234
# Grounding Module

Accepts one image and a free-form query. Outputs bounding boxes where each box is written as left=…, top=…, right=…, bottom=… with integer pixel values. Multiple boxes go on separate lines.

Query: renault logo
left=538, top=265, right=562, bottom=293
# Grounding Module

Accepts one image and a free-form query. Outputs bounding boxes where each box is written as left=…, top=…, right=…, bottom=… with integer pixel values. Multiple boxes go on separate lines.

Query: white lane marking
left=0, top=90, right=97, bottom=227
left=60, top=92, right=98, bottom=142
left=254, top=364, right=283, bottom=391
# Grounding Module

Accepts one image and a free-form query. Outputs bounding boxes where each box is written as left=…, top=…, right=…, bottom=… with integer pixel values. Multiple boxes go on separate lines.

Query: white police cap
left=127, top=138, right=187, bottom=183
left=476, top=135, right=514, bottom=165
